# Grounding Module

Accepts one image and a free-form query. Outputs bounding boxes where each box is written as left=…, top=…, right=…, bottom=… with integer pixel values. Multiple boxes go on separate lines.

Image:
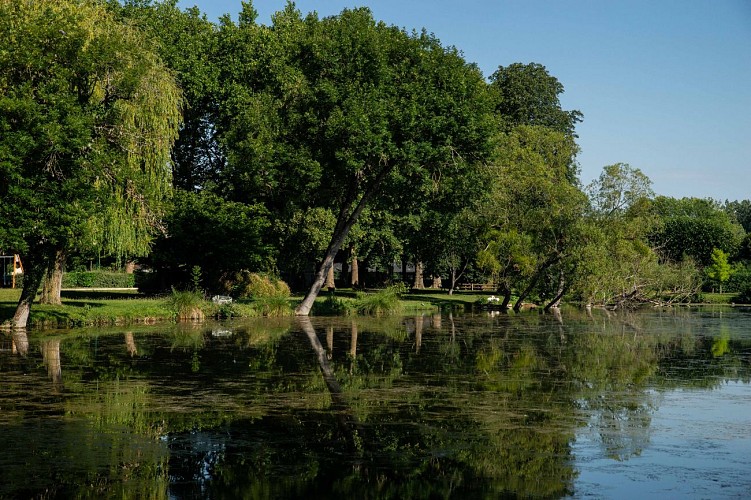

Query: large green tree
left=0, top=0, right=181, bottom=327
left=215, top=5, right=493, bottom=314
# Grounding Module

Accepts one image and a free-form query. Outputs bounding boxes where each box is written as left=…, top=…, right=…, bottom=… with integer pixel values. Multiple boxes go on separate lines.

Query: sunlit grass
left=701, top=292, right=735, bottom=304
left=0, top=285, right=488, bottom=327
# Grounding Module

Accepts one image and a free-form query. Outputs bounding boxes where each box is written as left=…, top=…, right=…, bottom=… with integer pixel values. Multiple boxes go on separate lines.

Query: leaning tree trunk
left=513, top=256, right=559, bottom=313
left=295, top=168, right=390, bottom=316
left=40, top=249, right=65, bottom=305
left=543, top=270, right=567, bottom=312
left=12, top=251, right=49, bottom=329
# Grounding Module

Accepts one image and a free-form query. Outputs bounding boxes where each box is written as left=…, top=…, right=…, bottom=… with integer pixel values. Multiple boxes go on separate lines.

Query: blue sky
left=177, top=0, right=751, bottom=201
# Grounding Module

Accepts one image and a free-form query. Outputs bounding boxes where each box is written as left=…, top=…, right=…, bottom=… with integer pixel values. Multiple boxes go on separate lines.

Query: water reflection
left=0, top=308, right=749, bottom=497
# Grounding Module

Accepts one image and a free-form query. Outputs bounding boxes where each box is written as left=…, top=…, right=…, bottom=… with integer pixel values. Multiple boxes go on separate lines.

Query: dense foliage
left=2, top=0, right=750, bottom=326
left=0, top=0, right=180, bottom=325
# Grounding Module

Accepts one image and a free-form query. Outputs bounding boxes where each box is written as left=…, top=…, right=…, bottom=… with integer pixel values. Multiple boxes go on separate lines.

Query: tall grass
left=353, top=283, right=407, bottom=316
left=252, top=295, right=293, bottom=317
left=165, top=289, right=206, bottom=321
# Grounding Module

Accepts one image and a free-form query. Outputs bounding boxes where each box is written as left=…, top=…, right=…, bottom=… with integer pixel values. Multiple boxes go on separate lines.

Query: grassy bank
left=0, top=286, right=487, bottom=330
left=0, top=288, right=264, bottom=329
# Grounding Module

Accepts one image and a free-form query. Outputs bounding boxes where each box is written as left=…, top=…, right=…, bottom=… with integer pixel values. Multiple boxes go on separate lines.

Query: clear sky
left=177, top=0, right=751, bottom=201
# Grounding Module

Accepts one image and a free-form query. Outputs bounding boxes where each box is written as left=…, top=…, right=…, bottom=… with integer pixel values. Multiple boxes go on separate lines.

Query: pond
left=1, top=307, right=750, bottom=498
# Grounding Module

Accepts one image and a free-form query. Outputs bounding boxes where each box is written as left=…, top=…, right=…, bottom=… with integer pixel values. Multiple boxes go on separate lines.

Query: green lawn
left=0, top=286, right=494, bottom=330
left=701, top=292, right=736, bottom=304
left=1, top=288, right=174, bottom=328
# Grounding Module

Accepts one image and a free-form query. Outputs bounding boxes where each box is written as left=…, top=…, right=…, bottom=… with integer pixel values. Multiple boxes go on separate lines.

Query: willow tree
left=479, top=125, right=587, bottom=311
left=0, top=0, right=181, bottom=327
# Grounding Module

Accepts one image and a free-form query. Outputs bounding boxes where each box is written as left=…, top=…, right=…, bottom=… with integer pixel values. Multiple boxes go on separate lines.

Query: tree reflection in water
left=0, top=307, right=749, bottom=497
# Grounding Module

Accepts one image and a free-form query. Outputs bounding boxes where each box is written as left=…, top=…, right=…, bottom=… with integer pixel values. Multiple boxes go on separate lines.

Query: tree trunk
left=341, top=259, right=349, bottom=287
left=401, top=257, right=408, bottom=283
left=500, top=287, right=512, bottom=312
left=543, top=270, right=567, bottom=312
left=448, top=268, right=456, bottom=295
left=413, top=261, right=424, bottom=289
left=350, top=251, right=359, bottom=288
left=513, top=256, right=559, bottom=313
left=431, top=275, right=442, bottom=290
left=296, top=255, right=335, bottom=316
left=125, top=261, right=136, bottom=274
left=295, top=169, right=390, bottom=316
left=40, top=249, right=65, bottom=306
left=325, top=265, right=336, bottom=290
left=12, top=251, right=49, bottom=329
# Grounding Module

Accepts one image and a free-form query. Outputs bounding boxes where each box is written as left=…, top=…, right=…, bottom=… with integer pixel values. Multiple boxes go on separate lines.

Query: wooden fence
left=454, top=283, right=496, bottom=292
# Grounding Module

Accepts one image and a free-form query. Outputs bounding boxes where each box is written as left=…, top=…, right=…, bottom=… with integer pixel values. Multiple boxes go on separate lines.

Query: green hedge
left=62, top=271, right=135, bottom=288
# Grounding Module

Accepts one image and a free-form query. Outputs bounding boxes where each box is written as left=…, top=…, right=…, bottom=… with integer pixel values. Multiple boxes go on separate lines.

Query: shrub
left=726, top=263, right=751, bottom=293
left=312, top=294, right=355, bottom=316
left=733, top=281, right=751, bottom=304
left=230, top=271, right=290, bottom=299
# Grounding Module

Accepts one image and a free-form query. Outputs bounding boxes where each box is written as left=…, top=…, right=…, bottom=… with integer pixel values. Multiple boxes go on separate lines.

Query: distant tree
left=586, top=163, right=655, bottom=217
left=479, top=125, right=587, bottom=311
left=489, top=62, right=583, bottom=139
left=705, top=248, right=733, bottom=293
left=649, top=197, right=745, bottom=266
left=724, top=199, right=751, bottom=233
left=112, top=0, right=222, bottom=191
left=0, top=0, right=181, bottom=327
left=575, top=165, right=701, bottom=307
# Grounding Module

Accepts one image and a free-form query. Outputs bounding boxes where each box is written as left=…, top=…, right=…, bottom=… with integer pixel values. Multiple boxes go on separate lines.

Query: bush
left=62, top=271, right=135, bottom=288
left=312, top=294, right=355, bottom=316
left=733, top=279, right=751, bottom=304
left=229, top=271, right=290, bottom=299
left=726, top=263, right=751, bottom=293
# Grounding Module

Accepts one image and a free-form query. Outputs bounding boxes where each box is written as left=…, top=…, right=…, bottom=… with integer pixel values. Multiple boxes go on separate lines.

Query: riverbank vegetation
left=2, top=1, right=750, bottom=328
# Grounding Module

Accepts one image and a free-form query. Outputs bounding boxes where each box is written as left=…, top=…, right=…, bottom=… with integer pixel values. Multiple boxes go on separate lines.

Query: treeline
left=1, top=1, right=750, bottom=326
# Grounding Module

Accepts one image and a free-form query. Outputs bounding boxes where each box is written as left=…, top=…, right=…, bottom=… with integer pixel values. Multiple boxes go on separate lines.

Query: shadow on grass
left=61, top=290, right=141, bottom=301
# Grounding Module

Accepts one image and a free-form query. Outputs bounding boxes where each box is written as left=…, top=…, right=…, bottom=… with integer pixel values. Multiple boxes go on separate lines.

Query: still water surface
left=0, top=307, right=749, bottom=498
